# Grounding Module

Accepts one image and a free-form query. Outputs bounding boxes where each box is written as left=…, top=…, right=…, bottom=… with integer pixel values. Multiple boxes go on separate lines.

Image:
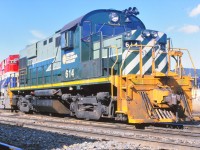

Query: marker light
left=151, top=31, right=158, bottom=38
left=142, top=30, right=151, bottom=37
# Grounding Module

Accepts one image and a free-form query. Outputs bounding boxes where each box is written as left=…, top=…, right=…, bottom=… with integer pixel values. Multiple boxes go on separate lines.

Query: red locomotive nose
left=0, top=54, right=19, bottom=109
left=4, top=55, right=19, bottom=73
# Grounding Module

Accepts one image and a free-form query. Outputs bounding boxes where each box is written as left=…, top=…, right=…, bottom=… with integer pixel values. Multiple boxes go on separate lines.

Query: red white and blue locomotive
left=0, top=55, right=19, bottom=109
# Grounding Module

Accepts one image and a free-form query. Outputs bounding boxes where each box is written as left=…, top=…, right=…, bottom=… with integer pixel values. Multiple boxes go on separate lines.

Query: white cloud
left=29, top=39, right=38, bottom=44
left=29, top=30, right=46, bottom=44
left=30, top=30, right=46, bottom=39
left=189, top=4, right=200, bottom=17
left=166, top=26, right=176, bottom=32
left=178, top=25, right=200, bottom=34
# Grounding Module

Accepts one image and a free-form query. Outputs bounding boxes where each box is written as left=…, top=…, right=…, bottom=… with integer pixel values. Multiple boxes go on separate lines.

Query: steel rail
left=0, top=113, right=200, bottom=136
left=1, top=112, right=200, bottom=131
left=0, top=119, right=199, bottom=150
left=0, top=115, right=200, bottom=150
left=0, top=142, right=22, bottom=150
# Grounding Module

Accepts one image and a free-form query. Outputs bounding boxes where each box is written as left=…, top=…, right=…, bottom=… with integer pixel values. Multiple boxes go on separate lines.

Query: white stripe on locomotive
left=122, top=38, right=154, bottom=75
left=123, top=31, right=167, bottom=75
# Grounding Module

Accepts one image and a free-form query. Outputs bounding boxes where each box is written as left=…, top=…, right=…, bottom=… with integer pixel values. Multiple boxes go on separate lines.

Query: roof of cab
left=60, top=9, right=121, bottom=33
left=60, top=16, right=83, bottom=33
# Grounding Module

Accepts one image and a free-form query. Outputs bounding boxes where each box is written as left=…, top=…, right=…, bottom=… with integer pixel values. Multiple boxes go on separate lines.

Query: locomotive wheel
left=135, top=124, right=145, bottom=129
left=17, top=97, right=31, bottom=113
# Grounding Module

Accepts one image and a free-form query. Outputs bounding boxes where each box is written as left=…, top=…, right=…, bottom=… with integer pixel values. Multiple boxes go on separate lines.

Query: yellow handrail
left=120, top=44, right=156, bottom=77
left=110, top=45, right=119, bottom=99
left=119, top=44, right=138, bottom=100
left=170, top=48, right=197, bottom=85
left=111, top=44, right=197, bottom=98
left=119, top=44, right=196, bottom=78
left=120, top=44, right=139, bottom=77
left=181, top=49, right=196, bottom=77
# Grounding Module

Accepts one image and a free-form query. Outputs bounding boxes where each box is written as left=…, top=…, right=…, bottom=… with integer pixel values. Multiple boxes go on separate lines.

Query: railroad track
left=0, top=142, right=22, bottom=150
left=1, top=113, right=200, bottom=140
left=0, top=112, right=200, bottom=149
left=1, top=112, right=200, bottom=133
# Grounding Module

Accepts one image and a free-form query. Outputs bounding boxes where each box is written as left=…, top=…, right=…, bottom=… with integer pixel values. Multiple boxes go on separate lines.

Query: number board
left=124, top=40, right=140, bottom=50
left=65, top=69, right=75, bottom=79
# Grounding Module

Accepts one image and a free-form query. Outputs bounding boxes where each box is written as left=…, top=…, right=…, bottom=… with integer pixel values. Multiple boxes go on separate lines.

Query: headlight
left=142, top=30, right=158, bottom=38
left=142, top=30, right=151, bottom=37
left=151, top=31, right=158, bottom=38
left=109, top=12, right=119, bottom=23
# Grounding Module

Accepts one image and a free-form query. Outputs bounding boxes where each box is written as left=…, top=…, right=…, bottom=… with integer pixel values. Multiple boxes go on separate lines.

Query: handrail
left=120, top=44, right=156, bottom=77
left=110, top=45, right=119, bottom=99
left=120, top=44, right=139, bottom=77
left=119, top=44, right=196, bottom=79
left=170, top=48, right=197, bottom=86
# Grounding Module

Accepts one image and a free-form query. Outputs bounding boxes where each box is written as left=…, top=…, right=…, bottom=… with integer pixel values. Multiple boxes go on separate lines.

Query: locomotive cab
left=60, top=8, right=147, bottom=80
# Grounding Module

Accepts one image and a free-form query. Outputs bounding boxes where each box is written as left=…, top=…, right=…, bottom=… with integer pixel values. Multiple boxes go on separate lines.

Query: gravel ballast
left=0, top=123, right=148, bottom=150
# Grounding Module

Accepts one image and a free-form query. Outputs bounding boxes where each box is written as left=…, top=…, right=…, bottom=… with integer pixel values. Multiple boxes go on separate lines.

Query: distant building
left=183, top=68, right=200, bottom=88
left=183, top=68, right=200, bottom=77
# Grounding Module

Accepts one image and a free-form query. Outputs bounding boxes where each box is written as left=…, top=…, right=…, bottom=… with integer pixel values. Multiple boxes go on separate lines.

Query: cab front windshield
left=82, top=16, right=145, bottom=39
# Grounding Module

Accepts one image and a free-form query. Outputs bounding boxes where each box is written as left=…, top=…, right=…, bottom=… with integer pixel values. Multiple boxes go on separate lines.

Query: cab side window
left=61, top=31, right=74, bottom=50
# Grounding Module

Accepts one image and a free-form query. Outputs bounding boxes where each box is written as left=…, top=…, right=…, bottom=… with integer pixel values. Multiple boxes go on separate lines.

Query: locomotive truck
left=2, top=7, right=198, bottom=124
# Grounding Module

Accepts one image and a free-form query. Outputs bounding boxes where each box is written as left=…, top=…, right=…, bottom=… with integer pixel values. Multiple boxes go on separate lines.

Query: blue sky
left=0, top=0, right=200, bottom=68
